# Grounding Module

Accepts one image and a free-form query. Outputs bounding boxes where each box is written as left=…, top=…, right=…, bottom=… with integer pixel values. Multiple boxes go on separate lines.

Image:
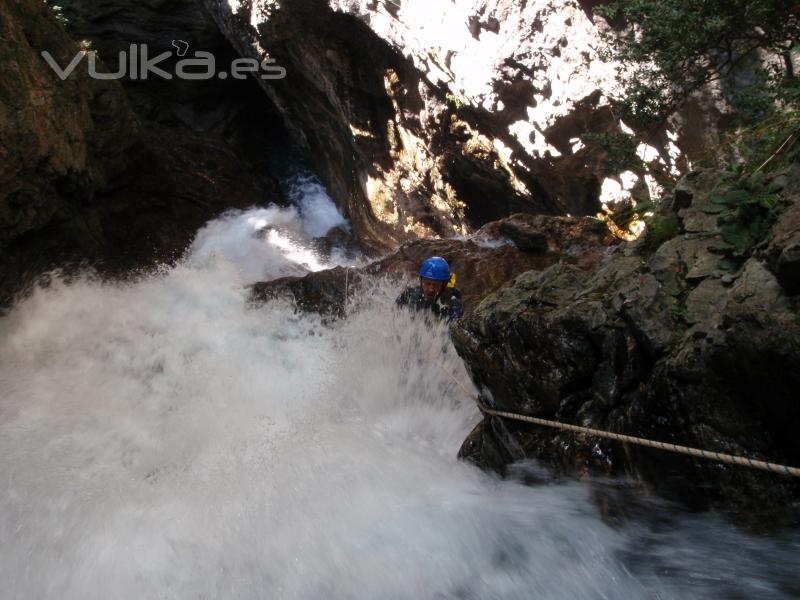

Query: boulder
left=765, top=164, right=800, bottom=294
left=498, top=219, right=549, bottom=253
left=452, top=168, right=800, bottom=525
left=250, top=214, right=619, bottom=316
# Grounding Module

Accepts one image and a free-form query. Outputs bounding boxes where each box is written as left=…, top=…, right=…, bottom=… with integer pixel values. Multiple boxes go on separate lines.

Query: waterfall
left=0, top=173, right=797, bottom=599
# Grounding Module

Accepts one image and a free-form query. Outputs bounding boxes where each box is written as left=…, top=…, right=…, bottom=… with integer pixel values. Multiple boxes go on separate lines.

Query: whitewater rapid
left=0, top=174, right=797, bottom=599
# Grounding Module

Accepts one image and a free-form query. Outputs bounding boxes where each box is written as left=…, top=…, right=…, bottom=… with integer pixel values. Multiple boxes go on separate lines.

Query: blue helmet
left=419, top=256, right=451, bottom=281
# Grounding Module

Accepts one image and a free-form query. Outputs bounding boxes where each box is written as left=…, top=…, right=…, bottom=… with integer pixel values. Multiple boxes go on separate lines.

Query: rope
left=344, top=267, right=349, bottom=317
left=753, top=130, right=798, bottom=175
left=434, top=362, right=800, bottom=478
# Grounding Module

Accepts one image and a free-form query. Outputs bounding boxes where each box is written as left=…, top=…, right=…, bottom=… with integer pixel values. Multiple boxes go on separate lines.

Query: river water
left=0, top=173, right=797, bottom=599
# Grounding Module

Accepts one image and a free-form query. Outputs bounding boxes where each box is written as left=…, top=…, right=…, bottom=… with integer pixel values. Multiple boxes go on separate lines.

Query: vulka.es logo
left=41, top=43, right=287, bottom=81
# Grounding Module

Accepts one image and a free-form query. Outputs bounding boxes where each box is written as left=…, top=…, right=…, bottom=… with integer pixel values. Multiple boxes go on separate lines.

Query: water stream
left=0, top=173, right=797, bottom=599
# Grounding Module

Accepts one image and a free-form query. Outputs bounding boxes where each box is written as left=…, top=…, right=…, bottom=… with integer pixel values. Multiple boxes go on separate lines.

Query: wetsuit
left=395, top=285, right=464, bottom=322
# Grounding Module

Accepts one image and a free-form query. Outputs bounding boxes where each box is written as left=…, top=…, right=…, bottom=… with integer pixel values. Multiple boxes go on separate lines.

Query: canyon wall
left=202, top=0, right=733, bottom=244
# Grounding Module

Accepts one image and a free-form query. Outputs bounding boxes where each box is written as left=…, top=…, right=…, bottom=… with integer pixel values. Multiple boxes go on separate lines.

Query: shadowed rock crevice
left=1, top=0, right=289, bottom=307
left=205, top=0, right=530, bottom=245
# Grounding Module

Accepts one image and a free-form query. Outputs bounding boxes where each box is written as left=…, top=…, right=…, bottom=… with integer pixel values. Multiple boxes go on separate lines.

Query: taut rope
left=435, top=362, right=800, bottom=478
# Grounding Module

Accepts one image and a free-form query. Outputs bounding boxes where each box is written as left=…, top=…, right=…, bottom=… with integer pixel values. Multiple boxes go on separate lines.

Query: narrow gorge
left=1, top=0, right=799, bottom=597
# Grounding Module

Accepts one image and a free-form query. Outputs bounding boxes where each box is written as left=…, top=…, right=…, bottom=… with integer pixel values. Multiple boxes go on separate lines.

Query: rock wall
left=0, top=0, right=285, bottom=307
left=0, top=0, right=137, bottom=297
left=452, top=165, right=800, bottom=525
left=249, top=213, right=618, bottom=317
left=201, top=0, right=730, bottom=247
left=3, top=0, right=748, bottom=299
left=204, top=0, right=479, bottom=246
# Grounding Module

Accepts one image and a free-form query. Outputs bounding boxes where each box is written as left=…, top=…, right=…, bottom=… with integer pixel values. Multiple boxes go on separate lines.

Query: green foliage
left=727, top=69, right=777, bottom=124
left=704, top=172, right=786, bottom=270
left=738, top=111, right=800, bottom=172
left=694, top=108, right=800, bottom=172
left=691, top=109, right=796, bottom=273
left=581, top=131, right=642, bottom=174
left=597, top=0, right=800, bottom=124
left=446, top=93, right=465, bottom=111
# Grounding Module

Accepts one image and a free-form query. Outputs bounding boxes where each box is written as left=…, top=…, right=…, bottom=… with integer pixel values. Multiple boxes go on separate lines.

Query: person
left=395, top=256, right=464, bottom=322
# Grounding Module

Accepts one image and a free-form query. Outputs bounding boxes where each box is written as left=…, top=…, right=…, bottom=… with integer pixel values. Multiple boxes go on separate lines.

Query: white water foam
left=0, top=186, right=798, bottom=598
left=286, top=171, right=350, bottom=238
left=188, top=172, right=354, bottom=284
left=188, top=206, right=329, bottom=281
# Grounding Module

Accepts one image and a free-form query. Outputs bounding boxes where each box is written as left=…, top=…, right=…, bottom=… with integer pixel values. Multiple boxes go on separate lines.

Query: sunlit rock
left=202, top=0, right=729, bottom=246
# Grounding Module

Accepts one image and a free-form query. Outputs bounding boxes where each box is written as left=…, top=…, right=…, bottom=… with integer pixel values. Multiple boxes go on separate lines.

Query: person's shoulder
left=396, top=285, right=420, bottom=305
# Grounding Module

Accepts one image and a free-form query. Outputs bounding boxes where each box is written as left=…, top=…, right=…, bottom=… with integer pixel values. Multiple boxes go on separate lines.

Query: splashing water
left=0, top=182, right=798, bottom=598
left=189, top=170, right=355, bottom=283
left=188, top=205, right=331, bottom=280
left=285, top=170, right=350, bottom=239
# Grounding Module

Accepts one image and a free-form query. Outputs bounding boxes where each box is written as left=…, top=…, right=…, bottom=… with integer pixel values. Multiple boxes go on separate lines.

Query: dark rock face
left=204, top=0, right=460, bottom=247
left=251, top=265, right=354, bottom=318
left=0, top=0, right=116, bottom=244
left=1, top=0, right=285, bottom=307
left=452, top=167, right=800, bottom=525
left=1, top=0, right=136, bottom=298
left=765, top=168, right=800, bottom=294
left=250, top=214, right=618, bottom=317
left=498, top=218, right=549, bottom=253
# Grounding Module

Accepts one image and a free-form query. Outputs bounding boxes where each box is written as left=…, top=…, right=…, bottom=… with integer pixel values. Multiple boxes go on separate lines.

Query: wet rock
left=251, top=266, right=352, bottom=317
left=498, top=218, right=549, bottom=253
left=457, top=419, right=515, bottom=473
left=765, top=164, right=800, bottom=294
left=453, top=168, right=800, bottom=525
left=250, top=214, right=618, bottom=317
left=312, top=226, right=358, bottom=262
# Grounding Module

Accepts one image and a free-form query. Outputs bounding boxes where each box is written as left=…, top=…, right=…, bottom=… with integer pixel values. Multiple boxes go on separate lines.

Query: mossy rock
left=721, top=189, right=751, bottom=205
left=641, top=214, right=680, bottom=254
left=584, top=216, right=609, bottom=234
